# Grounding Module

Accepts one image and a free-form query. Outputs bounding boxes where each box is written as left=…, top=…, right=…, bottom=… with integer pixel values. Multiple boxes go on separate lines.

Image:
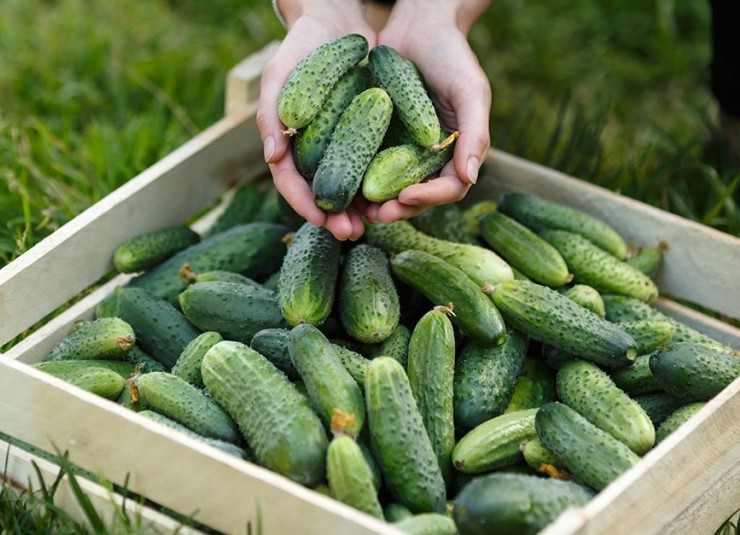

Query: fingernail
left=263, top=136, right=276, bottom=162
left=466, top=156, right=480, bottom=184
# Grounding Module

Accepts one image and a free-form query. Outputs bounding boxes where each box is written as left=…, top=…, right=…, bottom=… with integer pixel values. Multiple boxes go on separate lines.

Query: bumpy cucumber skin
left=609, top=353, right=661, bottom=395
left=650, top=342, right=740, bottom=401
left=339, top=244, right=400, bottom=344
left=288, top=324, right=365, bottom=437
left=563, top=284, right=606, bottom=318
left=113, top=226, right=200, bottom=274
left=126, top=222, right=289, bottom=305
left=407, top=308, right=456, bottom=485
left=479, top=211, right=571, bottom=287
left=366, top=220, right=513, bottom=287
left=334, top=344, right=371, bottom=387
left=655, top=402, right=706, bottom=444
left=491, top=279, right=637, bottom=367
left=454, top=473, right=594, bottom=535
left=204, top=183, right=265, bottom=238
left=411, top=203, right=478, bottom=245
left=618, top=320, right=675, bottom=354
left=171, top=331, right=223, bottom=388
left=178, top=281, right=287, bottom=343
left=541, top=230, right=659, bottom=304
left=327, top=435, right=384, bottom=519
left=365, top=357, right=447, bottom=513
left=500, top=192, right=629, bottom=259
left=454, top=331, right=528, bottom=430
left=504, top=357, right=557, bottom=413
left=48, top=317, right=135, bottom=361
left=136, top=372, right=240, bottom=444
left=626, top=245, right=663, bottom=277
left=362, top=133, right=455, bottom=203
left=535, top=402, right=641, bottom=491
left=278, top=34, right=369, bottom=129
left=369, top=45, right=440, bottom=147
left=312, top=87, right=393, bottom=212
left=393, top=513, right=458, bottom=535
left=633, top=392, right=687, bottom=426
left=278, top=223, right=342, bottom=326
left=391, top=250, right=507, bottom=346
left=451, top=409, right=538, bottom=474
left=201, top=341, right=328, bottom=487
left=358, top=323, right=412, bottom=368
left=293, top=65, right=372, bottom=179
left=116, top=287, right=200, bottom=369
left=556, top=360, right=655, bottom=454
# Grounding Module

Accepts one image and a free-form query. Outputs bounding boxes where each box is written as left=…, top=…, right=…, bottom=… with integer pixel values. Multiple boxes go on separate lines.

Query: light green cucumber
left=171, top=331, right=223, bottom=388
left=521, top=437, right=566, bottom=475
left=618, top=320, right=675, bottom=354
left=113, top=226, right=200, bottom=274
left=626, top=243, right=665, bottom=277
left=504, top=357, right=558, bottom=413
left=463, top=200, right=499, bottom=237
left=655, top=402, right=706, bottom=444
left=563, top=284, right=606, bottom=318
left=334, top=344, right=371, bottom=388
left=394, top=513, right=458, bottom=535
left=48, top=317, right=135, bottom=361
left=33, top=359, right=136, bottom=379
left=327, top=435, right=383, bottom=519
left=48, top=367, right=126, bottom=400
left=385, top=503, right=415, bottom=523
left=120, top=345, right=168, bottom=373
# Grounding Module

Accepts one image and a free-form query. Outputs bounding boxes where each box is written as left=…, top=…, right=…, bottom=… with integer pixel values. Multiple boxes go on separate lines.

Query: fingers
left=398, top=164, right=472, bottom=206
left=450, top=74, right=491, bottom=185
left=270, top=157, right=326, bottom=228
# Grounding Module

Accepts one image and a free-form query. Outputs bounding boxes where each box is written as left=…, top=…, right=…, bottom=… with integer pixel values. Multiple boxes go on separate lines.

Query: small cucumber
left=184, top=269, right=262, bottom=287
left=171, top=331, right=223, bottom=388
left=521, top=437, right=567, bottom=476
left=411, top=203, right=478, bottom=245
left=48, top=317, right=135, bottom=361
left=633, top=392, right=687, bottom=426
left=393, top=513, right=458, bottom=535
left=356, top=324, right=412, bottom=369
left=504, top=357, right=558, bottom=413
left=278, top=34, right=369, bottom=130
left=204, top=183, right=265, bottom=238
left=626, top=243, right=666, bottom=277
left=278, top=223, right=342, bottom=326
left=113, top=226, right=200, bottom=274
left=499, top=192, right=628, bottom=259
left=618, top=320, right=675, bottom=354
left=563, top=284, right=606, bottom=318
left=535, top=402, right=641, bottom=491
left=385, top=503, right=415, bottom=523
left=609, top=353, right=661, bottom=395
left=655, top=402, right=706, bottom=444
left=451, top=409, right=538, bottom=475
left=463, top=200, right=499, bottom=237
left=250, top=328, right=298, bottom=379
left=326, top=435, right=383, bottom=519
left=334, top=344, right=371, bottom=388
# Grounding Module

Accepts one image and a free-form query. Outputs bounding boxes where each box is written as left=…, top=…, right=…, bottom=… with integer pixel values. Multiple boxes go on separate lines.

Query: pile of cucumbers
left=36, top=179, right=739, bottom=535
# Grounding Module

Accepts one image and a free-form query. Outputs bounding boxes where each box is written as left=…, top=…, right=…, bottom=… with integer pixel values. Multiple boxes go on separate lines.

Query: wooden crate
left=1, top=41, right=738, bottom=534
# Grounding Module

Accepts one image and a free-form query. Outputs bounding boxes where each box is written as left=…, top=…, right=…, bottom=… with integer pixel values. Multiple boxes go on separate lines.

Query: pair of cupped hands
left=256, top=0, right=492, bottom=240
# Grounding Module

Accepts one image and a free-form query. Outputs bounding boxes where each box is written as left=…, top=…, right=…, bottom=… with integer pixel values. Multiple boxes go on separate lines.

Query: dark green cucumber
left=361, top=131, right=455, bottom=203
left=125, top=222, right=289, bottom=305
left=479, top=211, right=571, bottom=287
left=278, top=34, right=369, bottom=130
left=358, top=324, right=411, bottom=368
left=391, top=250, right=506, bottom=346
left=454, top=331, right=528, bottom=430
left=556, top=359, right=655, bottom=454
left=563, top=284, right=606, bottom=318
left=254, top=185, right=282, bottom=223
left=451, top=409, right=538, bottom=474
left=633, top=392, right=687, bottom=426
left=293, top=65, right=372, bottom=179
left=120, top=345, right=167, bottom=373
left=619, top=320, right=675, bottom=354
left=312, top=87, right=393, bottom=212
left=535, top=402, right=641, bottom=491
left=326, top=435, right=383, bottom=519
left=249, top=328, right=298, bottom=379
left=201, top=340, right=328, bottom=486
left=463, top=200, right=499, bottom=237
left=381, top=108, right=417, bottom=148
left=541, top=230, right=659, bottom=304
left=115, top=287, right=200, bottom=369
left=278, top=223, right=342, bottom=326
left=178, top=281, right=288, bottom=343
left=626, top=243, right=665, bottom=277
left=366, top=220, right=513, bottom=287
left=393, top=514, right=458, bottom=535
left=655, top=402, right=706, bottom=444
left=411, top=203, right=478, bottom=245
left=48, top=317, right=135, bottom=361
left=609, top=354, right=661, bottom=395
left=365, top=357, right=446, bottom=513
left=33, top=359, right=136, bottom=379
left=407, top=307, right=456, bottom=485
left=541, top=345, right=574, bottom=370
left=504, top=357, right=557, bottom=413
left=261, top=269, right=282, bottom=291
left=490, top=279, right=637, bottom=367
left=454, top=473, right=594, bottom=535
left=288, top=324, right=365, bottom=437
left=135, top=372, right=240, bottom=443
left=500, top=192, right=629, bottom=259
left=338, top=244, right=400, bottom=344
left=171, top=331, right=223, bottom=388
left=649, top=342, right=740, bottom=401
left=369, top=45, right=440, bottom=147
left=113, top=226, right=200, bottom=274
left=204, top=183, right=265, bottom=237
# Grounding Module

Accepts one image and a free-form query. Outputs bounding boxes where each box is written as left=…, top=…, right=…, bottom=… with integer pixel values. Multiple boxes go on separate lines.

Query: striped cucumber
left=326, top=434, right=383, bottom=519
left=113, top=226, right=200, bottom=274
left=48, top=317, right=135, bottom=361
left=171, top=331, right=223, bottom=388
left=504, top=357, right=557, bottom=413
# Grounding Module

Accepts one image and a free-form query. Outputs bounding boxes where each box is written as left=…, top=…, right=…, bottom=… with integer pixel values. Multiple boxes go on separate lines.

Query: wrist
left=276, top=0, right=365, bottom=29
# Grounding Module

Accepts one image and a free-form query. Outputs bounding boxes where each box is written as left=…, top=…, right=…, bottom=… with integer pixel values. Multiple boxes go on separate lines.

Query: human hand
left=257, top=0, right=377, bottom=240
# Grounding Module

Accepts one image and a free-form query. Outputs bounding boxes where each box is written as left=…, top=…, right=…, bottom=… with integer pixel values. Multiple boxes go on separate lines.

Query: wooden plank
left=225, top=41, right=280, bottom=116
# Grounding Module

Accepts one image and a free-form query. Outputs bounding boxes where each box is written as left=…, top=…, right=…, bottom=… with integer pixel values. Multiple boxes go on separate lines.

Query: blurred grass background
left=1, top=0, right=737, bottom=267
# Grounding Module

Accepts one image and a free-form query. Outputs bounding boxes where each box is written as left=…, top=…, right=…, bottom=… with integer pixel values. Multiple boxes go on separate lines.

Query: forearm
left=275, top=0, right=365, bottom=28
left=387, top=0, right=493, bottom=34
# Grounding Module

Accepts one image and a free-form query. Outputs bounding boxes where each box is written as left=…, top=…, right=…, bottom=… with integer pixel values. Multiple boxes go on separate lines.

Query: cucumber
left=655, top=402, right=706, bottom=444
left=366, top=220, right=513, bottom=287
left=454, top=330, right=528, bottom=430
left=618, top=320, right=675, bottom=354
left=563, top=284, right=606, bottom=318
left=250, top=328, right=298, bottom=379
left=170, top=331, right=223, bottom=388
left=411, top=203, right=478, bottom=245
left=393, top=513, right=458, bottom=535
left=113, top=226, right=200, bottom=274
left=407, top=306, right=456, bottom=485
left=626, top=243, right=665, bottom=277
left=454, top=473, right=594, bottom=535
left=338, top=244, right=400, bottom=344
left=385, top=503, right=415, bottom=523
left=95, top=291, right=119, bottom=319
left=609, top=354, right=661, bottom=395
left=490, top=279, right=637, bottom=367
left=135, top=372, right=240, bottom=443
left=115, top=287, right=200, bottom=369
left=556, top=359, right=655, bottom=454
left=535, top=402, right=641, bottom=491
left=334, top=344, right=371, bottom=388
left=390, top=250, right=506, bottom=346
left=33, top=359, right=136, bottom=379
left=521, top=438, right=566, bottom=476
left=326, top=435, right=383, bottom=519
left=504, top=357, right=557, bottom=413
left=633, top=392, right=687, bottom=426
left=254, top=185, right=282, bottom=223
left=261, top=269, right=281, bottom=291
left=451, top=409, right=538, bottom=474
left=278, top=33, right=369, bottom=130
left=479, top=211, right=572, bottom=287
left=125, top=222, right=289, bottom=305
left=42, top=366, right=127, bottom=400
left=288, top=324, right=366, bottom=438
left=369, top=45, right=440, bottom=147
left=178, top=281, right=287, bottom=343
left=185, top=269, right=262, bottom=287
left=312, top=87, right=393, bottom=211
left=201, top=341, right=328, bottom=487
left=293, top=65, right=372, bottom=179
left=462, top=200, right=499, bottom=237
left=541, top=230, right=658, bottom=304
left=47, top=317, right=135, bottom=361
left=541, top=345, right=574, bottom=370
left=358, top=324, right=411, bottom=368
left=499, top=192, right=628, bottom=259
left=278, top=223, right=342, bottom=326
left=365, top=357, right=446, bottom=513
left=204, top=183, right=265, bottom=237
left=649, top=342, right=740, bottom=401
left=120, top=345, right=167, bottom=373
